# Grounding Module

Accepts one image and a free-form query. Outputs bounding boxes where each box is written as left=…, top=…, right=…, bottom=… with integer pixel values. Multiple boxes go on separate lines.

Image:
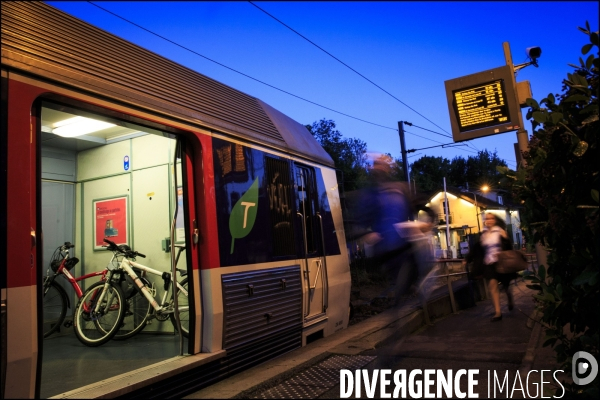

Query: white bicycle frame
left=107, top=254, right=189, bottom=316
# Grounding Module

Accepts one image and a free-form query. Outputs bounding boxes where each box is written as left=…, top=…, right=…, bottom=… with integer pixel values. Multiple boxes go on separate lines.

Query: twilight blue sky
left=47, top=1, right=599, bottom=172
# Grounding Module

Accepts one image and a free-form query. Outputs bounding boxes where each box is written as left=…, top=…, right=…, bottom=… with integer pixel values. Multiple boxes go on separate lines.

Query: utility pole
left=398, top=121, right=409, bottom=181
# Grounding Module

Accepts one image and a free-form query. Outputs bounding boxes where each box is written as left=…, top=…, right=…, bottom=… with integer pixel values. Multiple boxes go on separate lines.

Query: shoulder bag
left=495, top=249, right=528, bottom=274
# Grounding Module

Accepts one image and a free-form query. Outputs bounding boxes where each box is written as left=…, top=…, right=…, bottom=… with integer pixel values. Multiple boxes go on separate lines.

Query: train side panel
left=201, top=137, right=350, bottom=353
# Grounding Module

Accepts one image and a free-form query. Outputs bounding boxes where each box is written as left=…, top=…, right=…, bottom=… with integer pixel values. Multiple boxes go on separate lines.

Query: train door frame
left=3, top=71, right=208, bottom=397
left=36, top=96, right=202, bottom=332
left=36, top=96, right=203, bottom=391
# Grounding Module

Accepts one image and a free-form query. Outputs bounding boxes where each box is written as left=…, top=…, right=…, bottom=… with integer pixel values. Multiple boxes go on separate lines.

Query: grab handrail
left=297, top=212, right=310, bottom=317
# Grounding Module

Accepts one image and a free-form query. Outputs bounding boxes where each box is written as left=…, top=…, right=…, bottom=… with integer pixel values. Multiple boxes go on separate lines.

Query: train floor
left=40, top=330, right=188, bottom=398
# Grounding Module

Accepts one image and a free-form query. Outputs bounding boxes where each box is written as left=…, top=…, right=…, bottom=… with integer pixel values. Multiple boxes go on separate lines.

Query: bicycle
left=73, top=238, right=189, bottom=347
left=42, top=243, right=152, bottom=341
left=42, top=243, right=102, bottom=338
left=98, top=241, right=187, bottom=341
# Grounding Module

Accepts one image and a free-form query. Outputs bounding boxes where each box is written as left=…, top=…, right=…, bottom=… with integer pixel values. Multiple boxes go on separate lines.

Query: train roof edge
left=1, top=1, right=334, bottom=167
left=256, top=99, right=334, bottom=166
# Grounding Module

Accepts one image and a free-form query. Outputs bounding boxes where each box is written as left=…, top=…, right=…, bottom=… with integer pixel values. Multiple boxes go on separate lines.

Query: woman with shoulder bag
left=479, top=213, right=517, bottom=322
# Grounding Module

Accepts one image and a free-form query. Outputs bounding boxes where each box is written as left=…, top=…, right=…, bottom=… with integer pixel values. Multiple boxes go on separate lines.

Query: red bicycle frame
left=53, top=259, right=109, bottom=299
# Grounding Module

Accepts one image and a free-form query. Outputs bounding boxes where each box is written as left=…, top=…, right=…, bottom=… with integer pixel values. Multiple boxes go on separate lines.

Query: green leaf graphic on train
left=229, top=178, right=259, bottom=254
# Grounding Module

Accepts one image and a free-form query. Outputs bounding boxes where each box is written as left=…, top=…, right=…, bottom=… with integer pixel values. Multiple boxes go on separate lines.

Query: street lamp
left=461, top=189, right=481, bottom=232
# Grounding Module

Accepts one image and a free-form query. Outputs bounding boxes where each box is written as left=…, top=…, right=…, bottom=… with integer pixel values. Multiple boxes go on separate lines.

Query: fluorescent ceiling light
left=53, top=116, right=115, bottom=137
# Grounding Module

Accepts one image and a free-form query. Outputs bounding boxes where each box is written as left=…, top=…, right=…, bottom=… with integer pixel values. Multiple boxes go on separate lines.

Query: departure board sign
left=453, top=80, right=509, bottom=131
left=445, top=65, right=520, bottom=142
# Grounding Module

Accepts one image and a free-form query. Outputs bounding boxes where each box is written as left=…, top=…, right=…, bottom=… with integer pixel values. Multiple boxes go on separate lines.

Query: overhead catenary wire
left=86, top=1, right=491, bottom=159
left=404, top=125, right=478, bottom=154
left=409, top=142, right=476, bottom=153
left=411, top=126, right=481, bottom=153
left=87, top=1, right=397, bottom=132
left=249, top=1, right=455, bottom=138
left=407, top=123, right=452, bottom=139
left=404, top=130, right=446, bottom=145
left=406, top=123, right=480, bottom=153
left=249, top=2, right=486, bottom=155
left=407, top=152, right=423, bottom=159
left=407, top=141, right=517, bottom=167
left=409, top=138, right=516, bottom=165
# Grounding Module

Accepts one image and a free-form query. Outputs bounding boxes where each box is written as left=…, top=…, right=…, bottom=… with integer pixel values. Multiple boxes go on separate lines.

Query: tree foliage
left=409, top=155, right=452, bottom=192
left=306, top=119, right=369, bottom=191
left=409, top=150, right=507, bottom=192
left=498, top=22, right=599, bottom=397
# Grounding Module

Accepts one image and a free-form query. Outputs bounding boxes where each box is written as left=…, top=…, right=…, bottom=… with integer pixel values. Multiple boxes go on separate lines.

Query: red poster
left=94, top=197, right=128, bottom=248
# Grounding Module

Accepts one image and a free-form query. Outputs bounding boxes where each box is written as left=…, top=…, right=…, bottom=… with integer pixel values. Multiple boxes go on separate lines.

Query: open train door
left=2, top=70, right=42, bottom=398
left=1, top=68, right=8, bottom=400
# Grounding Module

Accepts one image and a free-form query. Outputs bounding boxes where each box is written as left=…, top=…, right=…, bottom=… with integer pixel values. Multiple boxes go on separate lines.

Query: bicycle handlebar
left=103, top=238, right=145, bottom=258
left=61, top=242, right=75, bottom=250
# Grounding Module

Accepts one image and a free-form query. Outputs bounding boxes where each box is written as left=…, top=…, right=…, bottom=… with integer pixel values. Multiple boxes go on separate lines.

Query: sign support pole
left=504, top=42, right=548, bottom=275
left=503, top=42, right=529, bottom=168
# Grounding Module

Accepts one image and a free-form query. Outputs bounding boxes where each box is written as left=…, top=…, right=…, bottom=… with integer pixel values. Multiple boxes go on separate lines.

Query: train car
left=0, top=2, right=351, bottom=398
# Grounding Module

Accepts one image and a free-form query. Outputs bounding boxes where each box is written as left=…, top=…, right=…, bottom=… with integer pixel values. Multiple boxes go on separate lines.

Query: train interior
left=39, top=100, right=191, bottom=397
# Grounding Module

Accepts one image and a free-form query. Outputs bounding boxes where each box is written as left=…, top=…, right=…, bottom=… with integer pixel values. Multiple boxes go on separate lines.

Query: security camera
left=526, top=46, right=542, bottom=60
left=512, top=45, right=542, bottom=72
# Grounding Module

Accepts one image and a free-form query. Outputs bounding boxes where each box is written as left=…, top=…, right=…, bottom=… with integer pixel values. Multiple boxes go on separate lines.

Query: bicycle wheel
left=42, top=280, right=68, bottom=338
left=169, top=277, right=189, bottom=338
left=113, top=286, right=151, bottom=340
left=73, top=281, right=125, bottom=347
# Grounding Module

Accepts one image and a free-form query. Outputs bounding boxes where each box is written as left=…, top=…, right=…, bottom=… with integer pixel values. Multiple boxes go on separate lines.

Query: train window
left=295, top=165, right=319, bottom=255
left=215, top=142, right=249, bottom=183
left=265, top=157, right=295, bottom=256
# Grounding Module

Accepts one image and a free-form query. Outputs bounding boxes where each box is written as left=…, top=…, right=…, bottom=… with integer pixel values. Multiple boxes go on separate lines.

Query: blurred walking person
left=349, top=155, right=437, bottom=305
left=356, top=156, right=412, bottom=299
left=348, top=155, right=442, bottom=360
